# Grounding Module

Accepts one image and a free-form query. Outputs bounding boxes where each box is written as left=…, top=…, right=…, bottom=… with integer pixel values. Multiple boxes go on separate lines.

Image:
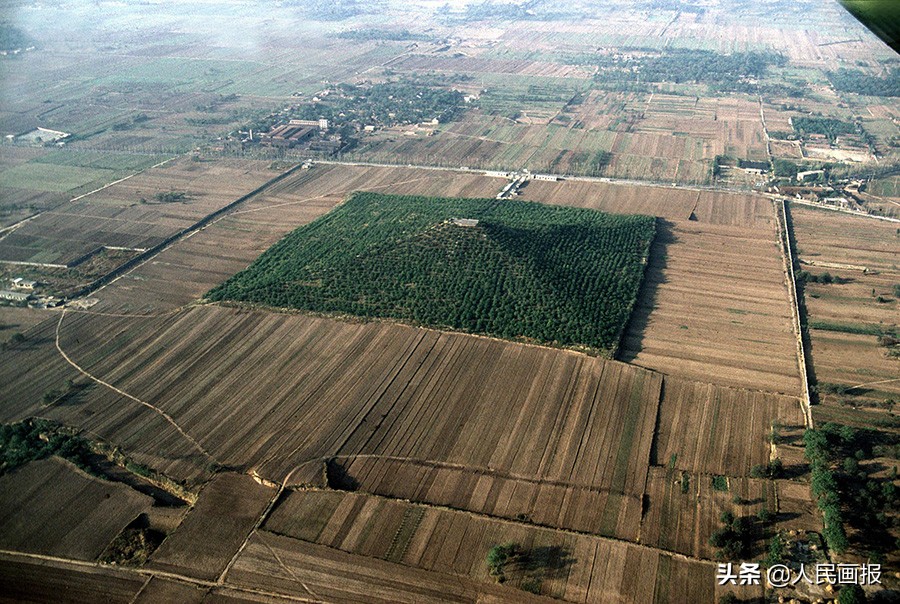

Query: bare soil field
left=791, top=205, right=900, bottom=411
left=0, top=556, right=147, bottom=604
left=620, top=219, right=801, bottom=395
left=520, top=179, right=775, bottom=228
left=651, top=377, right=805, bottom=476
left=147, top=472, right=274, bottom=581
left=229, top=530, right=553, bottom=604
left=325, top=458, right=643, bottom=540
left=260, top=490, right=717, bottom=603
left=0, top=158, right=276, bottom=267
left=0, top=457, right=152, bottom=560
left=640, top=467, right=777, bottom=559
left=22, top=305, right=661, bottom=512
left=0, top=306, right=49, bottom=341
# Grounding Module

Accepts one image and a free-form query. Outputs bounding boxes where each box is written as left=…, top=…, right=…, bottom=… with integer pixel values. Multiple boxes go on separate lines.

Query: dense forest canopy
left=594, top=49, right=786, bottom=92
left=208, top=193, right=656, bottom=354
left=828, top=67, right=900, bottom=97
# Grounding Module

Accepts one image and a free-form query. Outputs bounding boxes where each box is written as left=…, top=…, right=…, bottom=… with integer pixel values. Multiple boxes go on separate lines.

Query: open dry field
left=0, top=158, right=276, bottom=267
left=640, top=467, right=776, bottom=559
left=0, top=556, right=148, bottom=604
left=620, top=219, right=801, bottom=395
left=261, top=489, right=718, bottom=603
left=0, top=458, right=152, bottom=560
left=147, top=472, right=274, bottom=581
left=652, top=377, right=805, bottom=476
left=10, top=304, right=661, bottom=537
left=790, top=205, right=900, bottom=416
left=229, top=531, right=553, bottom=604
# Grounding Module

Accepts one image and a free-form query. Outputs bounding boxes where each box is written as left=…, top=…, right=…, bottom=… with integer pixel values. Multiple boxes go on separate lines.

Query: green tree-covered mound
left=207, top=192, right=656, bottom=354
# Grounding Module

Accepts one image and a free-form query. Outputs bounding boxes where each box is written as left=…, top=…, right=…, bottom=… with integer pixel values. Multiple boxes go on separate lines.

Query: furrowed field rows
left=260, top=489, right=719, bottom=603
left=29, top=306, right=662, bottom=504
left=640, top=467, right=777, bottom=559
left=228, top=531, right=553, bottom=604
left=652, top=377, right=805, bottom=476
left=0, top=158, right=276, bottom=266
left=790, top=205, right=900, bottom=413
left=620, top=220, right=801, bottom=394
left=147, top=473, right=274, bottom=581
left=0, top=458, right=152, bottom=561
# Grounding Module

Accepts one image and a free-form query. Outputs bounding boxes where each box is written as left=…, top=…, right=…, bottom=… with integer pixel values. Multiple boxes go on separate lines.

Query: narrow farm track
left=0, top=550, right=321, bottom=603
left=54, top=309, right=214, bottom=461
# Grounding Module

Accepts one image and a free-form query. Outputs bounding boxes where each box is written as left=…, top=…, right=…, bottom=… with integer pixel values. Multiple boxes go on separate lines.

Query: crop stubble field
left=0, top=458, right=152, bottom=561
left=790, top=205, right=900, bottom=423
left=0, top=161, right=803, bottom=602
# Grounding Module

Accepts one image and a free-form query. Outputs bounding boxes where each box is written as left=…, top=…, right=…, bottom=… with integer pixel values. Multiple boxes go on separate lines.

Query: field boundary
left=65, top=161, right=308, bottom=301
left=773, top=198, right=813, bottom=428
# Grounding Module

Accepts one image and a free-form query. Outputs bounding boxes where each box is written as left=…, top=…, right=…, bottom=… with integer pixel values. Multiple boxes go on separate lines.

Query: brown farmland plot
left=228, top=531, right=554, bottom=604
left=640, top=467, right=777, bottom=559
left=790, top=205, right=900, bottom=413
left=651, top=377, right=805, bottom=476
left=147, top=472, right=274, bottom=581
left=620, top=219, right=801, bottom=395
left=3, top=304, right=660, bottom=541
left=0, top=458, right=152, bottom=561
left=262, top=489, right=718, bottom=603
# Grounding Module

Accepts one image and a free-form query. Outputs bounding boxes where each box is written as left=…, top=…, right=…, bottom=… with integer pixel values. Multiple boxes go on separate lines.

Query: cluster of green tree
left=593, top=49, right=786, bottom=92
left=41, top=378, right=85, bottom=406
left=153, top=191, right=188, bottom=203
left=808, top=320, right=894, bottom=338
left=439, top=1, right=569, bottom=23
left=750, top=458, right=784, bottom=479
left=773, top=158, right=799, bottom=177
left=0, top=332, right=25, bottom=351
left=0, top=418, right=95, bottom=476
left=0, top=23, right=33, bottom=52
left=828, top=68, right=900, bottom=97
left=289, top=80, right=466, bottom=128
left=589, top=150, right=613, bottom=172
left=764, top=531, right=786, bottom=567
left=99, top=526, right=165, bottom=566
left=336, top=28, right=433, bottom=42
left=806, top=423, right=899, bottom=559
left=486, top=542, right=518, bottom=582
left=758, top=82, right=807, bottom=98
left=111, top=113, right=150, bottom=131
left=709, top=511, right=757, bottom=559
left=768, top=130, right=795, bottom=140
left=797, top=271, right=851, bottom=285
left=792, top=117, right=858, bottom=142
left=207, top=193, right=656, bottom=354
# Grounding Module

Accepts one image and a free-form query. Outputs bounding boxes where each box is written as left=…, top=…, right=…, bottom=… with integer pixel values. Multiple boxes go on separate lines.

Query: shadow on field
left=513, top=545, right=576, bottom=579
left=616, top=218, right=673, bottom=363
left=325, top=458, right=360, bottom=491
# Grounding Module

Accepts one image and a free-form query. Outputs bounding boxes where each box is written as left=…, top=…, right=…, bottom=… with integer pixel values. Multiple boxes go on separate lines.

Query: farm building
left=533, top=174, right=560, bottom=182
left=11, top=278, right=36, bottom=290
left=0, top=290, right=31, bottom=302
left=288, top=118, right=329, bottom=130
left=451, top=218, right=479, bottom=227
left=260, top=124, right=316, bottom=148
